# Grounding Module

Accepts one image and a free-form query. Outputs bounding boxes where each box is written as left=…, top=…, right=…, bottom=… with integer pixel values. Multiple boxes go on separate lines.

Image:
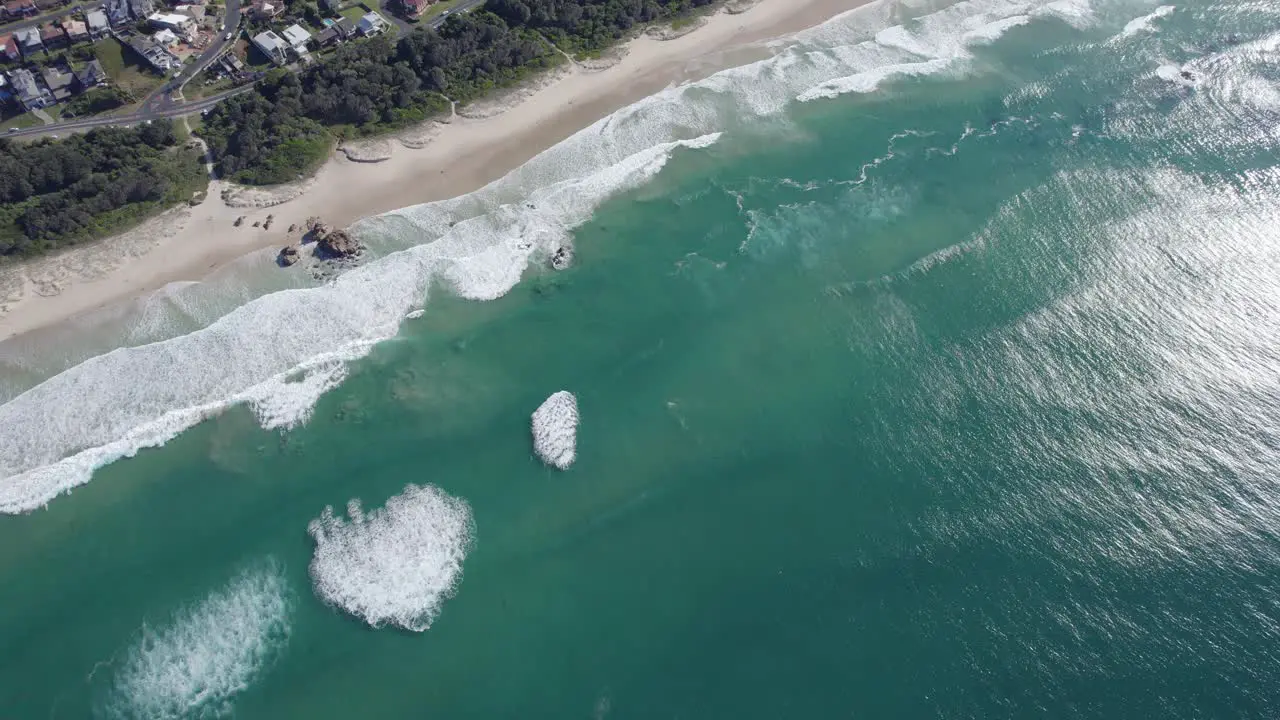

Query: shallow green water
left=6, top=0, right=1280, bottom=716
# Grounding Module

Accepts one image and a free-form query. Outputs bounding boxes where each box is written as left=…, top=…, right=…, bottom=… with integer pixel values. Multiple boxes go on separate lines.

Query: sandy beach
left=0, top=0, right=868, bottom=342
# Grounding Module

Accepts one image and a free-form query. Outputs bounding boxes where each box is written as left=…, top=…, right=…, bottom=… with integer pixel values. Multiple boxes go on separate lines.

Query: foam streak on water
left=99, top=560, right=292, bottom=720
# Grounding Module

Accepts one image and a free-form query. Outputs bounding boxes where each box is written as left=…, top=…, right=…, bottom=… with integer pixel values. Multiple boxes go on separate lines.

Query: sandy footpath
left=0, top=0, right=869, bottom=342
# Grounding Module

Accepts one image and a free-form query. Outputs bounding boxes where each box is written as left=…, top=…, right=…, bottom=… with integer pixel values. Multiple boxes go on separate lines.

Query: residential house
left=315, top=25, right=339, bottom=46
left=148, top=11, right=192, bottom=31
left=128, top=0, right=153, bottom=18
left=39, top=22, right=66, bottom=50
left=104, top=0, right=129, bottom=25
left=251, top=29, right=287, bottom=64
left=14, top=27, right=42, bottom=57
left=249, top=0, right=282, bottom=19
left=9, top=67, right=52, bottom=110
left=0, top=33, right=18, bottom=62
left=152, top=27, right=177, bottom=45
left=333, top=16, right=355, bottom=38
left=74, top=58, right=106, bottom=88
left=61, top=18, right=89, bottom=43
left=400, top=0, right=433, bottom=19
left=41, top=65, right=74, bottom=100
left=280, top=23, right=310, bottom=55
left=356, top=11, right=386, bottom=35
left=86, top=9, right=109, bottom=35
left=127, top=34, right=179, bottom=71
left=173, top=3, right=205, bottom=24
left=218, top=52, right=242, bottom=73
left=0, top=0, right=37, bottom=19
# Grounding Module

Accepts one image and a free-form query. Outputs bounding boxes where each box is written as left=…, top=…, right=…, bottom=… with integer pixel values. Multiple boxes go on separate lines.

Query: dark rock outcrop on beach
left=316, top=229, right=361, bottom=259
left=550, top=245, right=573, bottom=270
left=278, top=245, right=301, bottom=266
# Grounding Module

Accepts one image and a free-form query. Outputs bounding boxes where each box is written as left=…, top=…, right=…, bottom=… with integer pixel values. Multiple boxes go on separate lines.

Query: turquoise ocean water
left=6, top=0, right=1280, bottom=716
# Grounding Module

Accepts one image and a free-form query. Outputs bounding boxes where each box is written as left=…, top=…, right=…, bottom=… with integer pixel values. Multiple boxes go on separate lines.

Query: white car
left=225, top=32, right=233, bottom=40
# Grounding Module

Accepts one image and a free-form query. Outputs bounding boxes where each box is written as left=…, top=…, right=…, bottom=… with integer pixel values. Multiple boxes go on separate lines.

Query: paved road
left=5, top=83, right=256, bottom=139
left=139, top=0, right=243, bottom=114
left=426, top=0, right=484, bottom=28
left=14, top=0, right=483, bottom=139
left=0, top=0, right=106, bottom=33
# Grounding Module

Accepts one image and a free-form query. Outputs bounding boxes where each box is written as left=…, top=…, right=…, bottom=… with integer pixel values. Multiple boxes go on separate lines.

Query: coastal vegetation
left=0, top=122, right=208, bottom=259
left=200, top=0, right=719, bottom=184
left=0, top=0, right=726, bottom=259
left=199, top=13, right=553, bottom=184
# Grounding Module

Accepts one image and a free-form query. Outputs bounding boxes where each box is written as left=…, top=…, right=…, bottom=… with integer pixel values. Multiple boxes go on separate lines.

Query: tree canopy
left=201, top=1, right=714, bottom=184
left=0, top=122, right=207, bottom=258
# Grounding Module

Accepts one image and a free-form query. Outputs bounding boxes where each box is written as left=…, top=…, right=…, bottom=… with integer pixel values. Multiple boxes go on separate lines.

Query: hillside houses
left=127, top=32, right=179, bottom=70
left=3, top=58, right=112, bottom=111
left=0, top=0, right=37, bottom=20
left=8, top=66, right=49, bottom=109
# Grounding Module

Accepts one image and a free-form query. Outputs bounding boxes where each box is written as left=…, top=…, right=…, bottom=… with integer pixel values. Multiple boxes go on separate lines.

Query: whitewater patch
left=1118, top=4, right=1174, bottom=38
left=98, top=561, right=292, bottom=720
left=0, top=0, right=1106, bottom=514
left=0, top=133, right=721, bottom=515
left=797, top=0, right=1052, bottom=103
left=532, top=391, right=580, bottom=469
left=308, top=484, right=474, bottom=631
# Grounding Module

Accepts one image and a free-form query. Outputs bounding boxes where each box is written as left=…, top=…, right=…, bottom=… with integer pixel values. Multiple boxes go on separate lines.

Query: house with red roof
left=400, top=0, right=433, bottom=18
left=0, top=33, right=18, bottom=62
left=0, top=0, right=38, bottom=19
left=40, top=22, right=67, bottom=49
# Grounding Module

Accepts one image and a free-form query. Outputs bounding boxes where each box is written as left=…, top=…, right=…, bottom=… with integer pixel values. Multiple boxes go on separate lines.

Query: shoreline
left=0, top=0, right=869, bottom=343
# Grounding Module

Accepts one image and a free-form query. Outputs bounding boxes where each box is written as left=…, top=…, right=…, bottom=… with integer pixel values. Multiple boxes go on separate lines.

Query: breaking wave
left=308, top=484, right=474, bottom=632
left=98, top=560, right=292, bottom=720
left=0, top=0, right=1118, bottom=513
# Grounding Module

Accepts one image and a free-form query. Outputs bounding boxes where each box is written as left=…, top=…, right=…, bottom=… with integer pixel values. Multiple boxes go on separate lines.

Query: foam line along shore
left=0, top=0, right=1078, bottom=514
left=0, top=0, right=870, bottom=345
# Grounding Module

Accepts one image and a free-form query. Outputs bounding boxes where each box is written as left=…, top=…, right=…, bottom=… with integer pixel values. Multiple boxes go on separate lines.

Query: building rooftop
left=86, top=8, right=108, bottom=26
left=357, top=11, right=385, bottom=33
left=252, top=29, right=288, bottom=60
left=76, top=58, right=106, bottom=86
left=148, top=11, right=191, bottom=25
left=14, top=27, right=42, bottom=46
left=281, top=23, right=310, bottom=47
left=62, top=19, right=88, bottom=36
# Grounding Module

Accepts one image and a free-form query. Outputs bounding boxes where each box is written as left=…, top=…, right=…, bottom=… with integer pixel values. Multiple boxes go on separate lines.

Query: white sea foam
left=100, top=561, right=291, bottom=720
left=308, top=484, right=474, bottom=631
left=0, top=0, right=1104, bottom=513
left=798, top=59, right=953, bottom=101
left=532, top=391, right=580, bottom=469
left=0, top=133, right=721, bottom=514
left=1118, top=4, right=1174, bottom=37
left=798, top=0, right=1044, bottom=103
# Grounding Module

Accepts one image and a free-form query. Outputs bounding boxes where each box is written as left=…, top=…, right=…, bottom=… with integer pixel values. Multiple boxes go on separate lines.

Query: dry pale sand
left=0, top=0, right=869, bottom=342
